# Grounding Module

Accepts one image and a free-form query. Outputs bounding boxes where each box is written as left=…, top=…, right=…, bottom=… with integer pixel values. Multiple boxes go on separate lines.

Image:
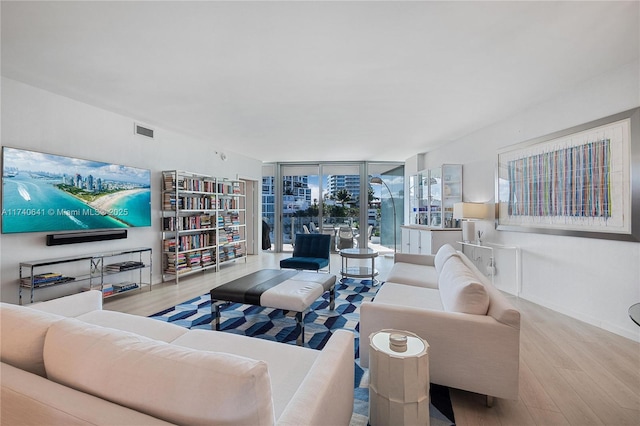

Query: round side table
left=339, top=248, right=379, bottom=285
left=369, top=329, right=430, bottom=426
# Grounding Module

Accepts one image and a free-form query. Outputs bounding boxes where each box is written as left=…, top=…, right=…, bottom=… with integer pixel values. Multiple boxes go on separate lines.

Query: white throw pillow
left=0, top=302, right=64, bottom=376
left=43, top=319, right=276, bottom=426
left=434, top=244, right=459, bottom=275
left=438, top=257, right=490, bottom=315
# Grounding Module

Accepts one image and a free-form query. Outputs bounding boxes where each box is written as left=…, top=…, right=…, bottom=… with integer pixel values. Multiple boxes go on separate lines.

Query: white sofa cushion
left=29, top=290, right=103, bottom=317
left=172, top=329, right=319, bottom=419
left=0, top=302, right=64, bottom=377
left=455, top=253, right=521, bottom=327
left=374, top=282, right=444, bottom=311
left=438, top=256, right=490, bottom=315
left=77, top=309, right=189, bottom=342
left=43, top=319, right=276, bottom=426
left=434, top=243, right=459, bottom=275
left=385, top=262, right=439, bottom=288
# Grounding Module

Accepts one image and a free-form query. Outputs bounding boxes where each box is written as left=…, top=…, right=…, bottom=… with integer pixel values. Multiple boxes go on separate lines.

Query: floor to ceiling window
left=280, top=164, right=320, bottom=250
left=320, top=164, right=362, bottom=252
left=262, top=162, right=404, bottom=253
left=261, top=164, right=276, bottom=250
left=368, top=163, right=404, bottom=253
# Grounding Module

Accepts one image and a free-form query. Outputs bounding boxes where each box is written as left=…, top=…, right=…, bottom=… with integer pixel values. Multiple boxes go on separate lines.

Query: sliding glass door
left=280, top=164, right=320, bottom=252
left=262, top=161, right=403, bottom=253
left=320, top=164, right=362, bottom=250
left=368, top=163, right=404, bottom=253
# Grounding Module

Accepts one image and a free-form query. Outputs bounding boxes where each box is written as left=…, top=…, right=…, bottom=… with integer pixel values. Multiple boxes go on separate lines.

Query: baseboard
left=521, top=293, right=640, bottom=342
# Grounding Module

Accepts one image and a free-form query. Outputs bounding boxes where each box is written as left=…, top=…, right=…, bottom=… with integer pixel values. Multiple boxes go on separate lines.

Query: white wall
left=1, top=77, right=263, bottom=304
left=417, top=60, right=640, bottom=342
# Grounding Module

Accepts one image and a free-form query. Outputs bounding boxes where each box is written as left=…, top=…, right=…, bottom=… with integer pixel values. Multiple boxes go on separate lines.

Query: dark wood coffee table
left=210, top=269, right=336, bottom=346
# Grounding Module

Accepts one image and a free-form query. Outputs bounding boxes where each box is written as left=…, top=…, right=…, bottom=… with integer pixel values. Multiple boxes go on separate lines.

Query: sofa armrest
left=277, top=329, right=354, bottom=426
left=393, top=253, right=435, bottom=266
left=359, top=301, right=519, bottom=399
left=29, top=290, right=103, bottom=317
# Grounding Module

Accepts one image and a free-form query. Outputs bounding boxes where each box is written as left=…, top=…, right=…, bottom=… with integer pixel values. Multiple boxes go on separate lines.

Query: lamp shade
left=453, top=202, right=487, bottom=220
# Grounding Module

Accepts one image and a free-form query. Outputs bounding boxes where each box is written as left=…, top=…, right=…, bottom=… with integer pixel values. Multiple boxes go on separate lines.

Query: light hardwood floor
left=105, top=252, right=640, bottom=426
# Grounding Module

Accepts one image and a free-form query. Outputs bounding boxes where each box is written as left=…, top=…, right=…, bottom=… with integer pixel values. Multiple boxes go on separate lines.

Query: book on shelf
left=83, top=285, right=114, bottom=296
left=164, top=252, right=189, bottom=274
left=201, top=249, right=215, bottom=266
left=105, top=261, right=145, bottom=272
left=187, top=251, right=202, bottom=269
left=163, top=174, right=176, bottom=191
left=33, top=272, right=63, bottom=283
left=163, top=217, right=176, bottom=231
left=200, top=214, right=212, bottom=228
left=21, top=275, right=75, bottom=288
left=163, top=193, right=182, bottom=210
left=112, top=282, right=139, bottom=293
left=218, top=198, right=240, bottom=210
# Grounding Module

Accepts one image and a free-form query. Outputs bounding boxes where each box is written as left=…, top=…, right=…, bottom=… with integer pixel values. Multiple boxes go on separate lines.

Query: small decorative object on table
left=389, top=333, right=408, bottom=352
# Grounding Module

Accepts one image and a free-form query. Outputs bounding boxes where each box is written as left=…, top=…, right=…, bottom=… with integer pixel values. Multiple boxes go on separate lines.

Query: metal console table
left=19, top=247, right=152, bottom=304
left=458, top=241, right=521, bottom=296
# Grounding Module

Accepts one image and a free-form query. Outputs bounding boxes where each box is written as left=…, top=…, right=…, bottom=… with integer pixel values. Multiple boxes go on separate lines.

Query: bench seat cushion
left=280, top=257, right=329, bottom=271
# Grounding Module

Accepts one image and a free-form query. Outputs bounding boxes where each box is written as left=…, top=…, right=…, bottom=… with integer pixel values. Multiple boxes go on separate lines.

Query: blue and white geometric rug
left=150, top=278, right=455, bottom=426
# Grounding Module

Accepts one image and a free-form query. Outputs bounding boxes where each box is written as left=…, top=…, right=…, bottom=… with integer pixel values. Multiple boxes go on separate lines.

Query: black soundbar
left=46, top=229, right=128, bottom=246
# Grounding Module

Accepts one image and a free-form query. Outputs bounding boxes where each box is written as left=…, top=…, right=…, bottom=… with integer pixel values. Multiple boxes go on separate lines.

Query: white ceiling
left=2, top=1, right=638, bottom=163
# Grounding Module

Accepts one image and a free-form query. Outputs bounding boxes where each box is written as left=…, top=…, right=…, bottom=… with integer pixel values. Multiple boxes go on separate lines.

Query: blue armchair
left=280, top=233, right=331, bottom=272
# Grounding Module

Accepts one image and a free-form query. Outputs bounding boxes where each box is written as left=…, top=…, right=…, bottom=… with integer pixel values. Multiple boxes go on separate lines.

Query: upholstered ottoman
left=210, top=269, right=336, bottom=346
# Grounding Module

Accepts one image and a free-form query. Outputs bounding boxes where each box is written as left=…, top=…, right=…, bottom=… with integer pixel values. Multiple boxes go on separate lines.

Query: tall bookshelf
left=161, top=170, right=246, bottom=283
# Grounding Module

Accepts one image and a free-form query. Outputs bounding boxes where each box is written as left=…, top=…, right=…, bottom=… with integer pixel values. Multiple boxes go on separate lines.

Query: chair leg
left=329, top=286, right=335, bottom=310
left=211, top=301, right=223, bottom=331
left=295, top=311, right=305, bottom=346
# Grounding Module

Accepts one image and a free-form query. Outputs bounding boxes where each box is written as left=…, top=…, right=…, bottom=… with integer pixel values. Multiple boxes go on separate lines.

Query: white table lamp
left=453, top=202, right=487, bottom=243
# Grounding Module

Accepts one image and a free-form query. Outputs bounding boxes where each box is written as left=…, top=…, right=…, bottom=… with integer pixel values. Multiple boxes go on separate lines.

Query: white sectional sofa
left=360, top=244, right=520, bottom=403
left=1, top=290, right=355, bottom=425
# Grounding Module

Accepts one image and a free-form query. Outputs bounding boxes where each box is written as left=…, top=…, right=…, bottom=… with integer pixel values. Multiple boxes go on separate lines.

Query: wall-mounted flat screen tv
left=2, top=147, right=151, bottom=234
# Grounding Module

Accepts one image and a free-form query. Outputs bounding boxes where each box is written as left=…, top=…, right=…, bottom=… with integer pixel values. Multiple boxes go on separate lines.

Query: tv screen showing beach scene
left=2, top=147, right=151, bottom=234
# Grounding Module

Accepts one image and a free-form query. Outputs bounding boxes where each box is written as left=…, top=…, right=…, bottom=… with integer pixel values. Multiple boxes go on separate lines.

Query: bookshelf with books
left=161, top=170, right=246, bottom=283
left=215, top=179, right=246, bottom=268
left=19, top=247, right=152, bottom=305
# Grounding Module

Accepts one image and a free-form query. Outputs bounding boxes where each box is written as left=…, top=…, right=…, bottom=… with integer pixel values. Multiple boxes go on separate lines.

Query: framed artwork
left=496, top=107, right=640, bottom=241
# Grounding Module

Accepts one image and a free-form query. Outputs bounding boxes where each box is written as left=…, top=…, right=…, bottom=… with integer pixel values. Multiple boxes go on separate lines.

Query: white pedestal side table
left=369, top=329, right=430, bottom=426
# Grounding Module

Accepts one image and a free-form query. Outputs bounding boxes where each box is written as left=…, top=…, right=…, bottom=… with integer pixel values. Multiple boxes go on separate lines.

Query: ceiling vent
left=134, top=123, right=154, bottom=139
